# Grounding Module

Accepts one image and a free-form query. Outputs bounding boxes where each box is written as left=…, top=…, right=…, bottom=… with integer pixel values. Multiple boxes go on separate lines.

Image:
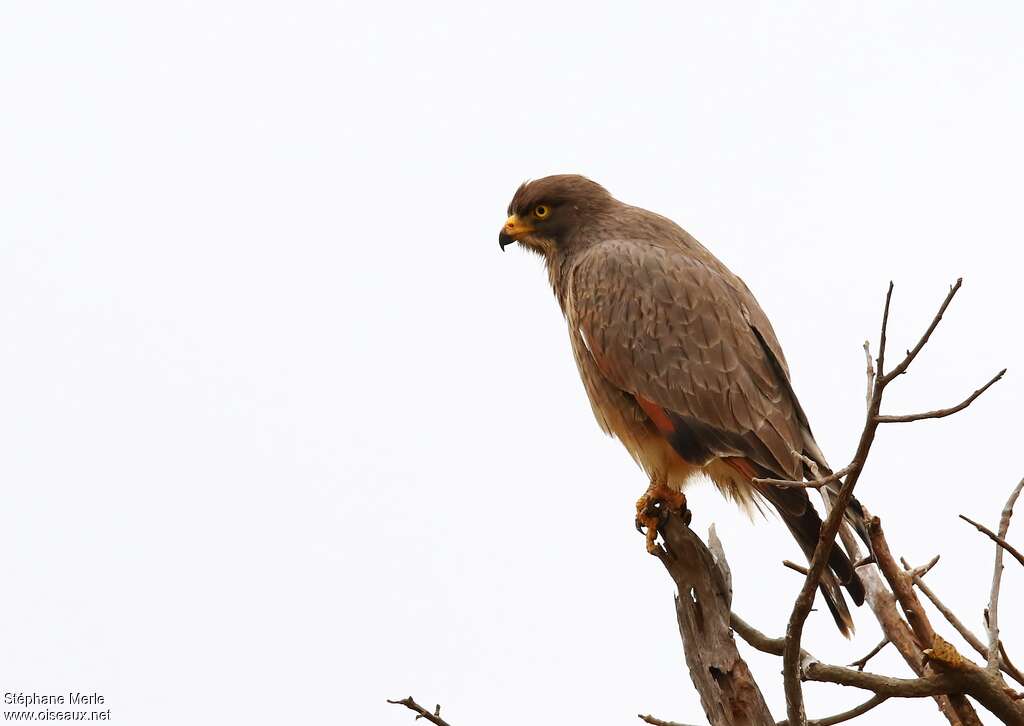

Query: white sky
left=2, top=2, right=1022, bottom=724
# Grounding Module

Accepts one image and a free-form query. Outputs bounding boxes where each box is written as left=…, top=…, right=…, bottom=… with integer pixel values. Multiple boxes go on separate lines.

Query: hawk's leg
left=635, top=479, right=687, bottom=554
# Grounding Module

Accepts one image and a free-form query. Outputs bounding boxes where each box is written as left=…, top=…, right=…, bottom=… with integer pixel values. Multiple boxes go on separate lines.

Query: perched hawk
left=499, top=174, right=865, bottom=635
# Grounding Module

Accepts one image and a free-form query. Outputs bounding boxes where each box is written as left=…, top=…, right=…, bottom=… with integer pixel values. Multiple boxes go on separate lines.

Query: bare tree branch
left=731, top=613, right=785, bottom=656
left=959, top=515, right=1024, bottom=572
left=876, top=369, right=1005, bottom=423
left=753, top=464, right=857, bottom=490
left=961, top=514, right=1024, bottom=569
left=903, top=557, right=1024, bottom=688
left=779, top=280, right=1004, bottom=726
left=798, top=695, right=889, bottom=726
left=654, top=512, right=775, bottom=726
left=863, top=341, right=874, bottom=411
left=387, top=697, right=453, bottom=726
left=783, top=560, right=810, bottom=576
left=881, top=278, right=961, bottom=383
left=984, top=479, right=1024, bottom=674
left=867, top=514, right=989, bottom=725
left=868, top=516, right=938, bottom=651
left=802, top=662, right=961, bottom=698
left=848, top=638, right=890, bottom=672
left=638, top=714, right=701, bottom=726
left=900, top=554, right=941, bottom=579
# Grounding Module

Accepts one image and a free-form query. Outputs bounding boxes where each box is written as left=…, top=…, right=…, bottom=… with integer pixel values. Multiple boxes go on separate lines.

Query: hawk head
left=498, top=175, right=613, bottom=257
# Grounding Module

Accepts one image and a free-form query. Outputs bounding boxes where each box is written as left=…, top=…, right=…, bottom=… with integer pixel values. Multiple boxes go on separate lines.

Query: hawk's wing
left=568, top=238, right=809, bottom=480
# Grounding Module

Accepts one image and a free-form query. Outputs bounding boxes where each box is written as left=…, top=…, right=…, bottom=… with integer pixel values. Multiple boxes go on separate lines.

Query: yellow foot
left=635, top=481, right=687, bottom=554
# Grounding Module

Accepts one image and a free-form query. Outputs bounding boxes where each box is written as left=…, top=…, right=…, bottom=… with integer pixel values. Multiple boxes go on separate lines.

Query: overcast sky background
left=2, top=2, right=1022, bottom=724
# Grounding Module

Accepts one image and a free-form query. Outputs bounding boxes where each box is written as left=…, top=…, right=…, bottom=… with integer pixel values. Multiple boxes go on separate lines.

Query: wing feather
left=568, top=239, right=805, bottom=479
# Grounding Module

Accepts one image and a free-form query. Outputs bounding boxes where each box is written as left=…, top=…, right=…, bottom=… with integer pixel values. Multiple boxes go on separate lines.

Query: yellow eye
left=533, top=204, right=551, bottom=219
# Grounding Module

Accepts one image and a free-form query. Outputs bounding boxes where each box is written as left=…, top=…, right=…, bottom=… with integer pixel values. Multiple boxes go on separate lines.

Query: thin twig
left=881, top=279, right=962, bottom=384
left=754, top=464, right=857, bottom=490
left=984, top=479, right=1024, bottom=674
left=783, top=560, right=810, bottom=576
left=778, top=694, right=890, bottom=726
left=907, top=562, right=1024, bottom=687
left=638, top=715, right=700, bottom=726
left=848, top=638, right=890, bottom=671
left=877, top=369, right=1005, bottom=423
left=876, top=281, right=895, bottom=377
left=863, top=341, right=875, bottom=411
left=960, top=513, right=1024, bottom=570
left=900, top=554, right=941, bottom=579
left=387, top=697, right=453, bottom=726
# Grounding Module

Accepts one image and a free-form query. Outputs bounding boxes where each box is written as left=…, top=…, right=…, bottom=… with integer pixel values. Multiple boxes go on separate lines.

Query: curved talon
left=635, top=480, right=687, bottom=553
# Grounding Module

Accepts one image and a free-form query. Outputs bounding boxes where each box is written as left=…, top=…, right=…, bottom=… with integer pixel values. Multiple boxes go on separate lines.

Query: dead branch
left=880, top=279, right=961, bottom=384
left=802, top=662, right=961, bottom=697
left=868, top=512, right=987, bottom=725
left=779, top=279, right=1013, bottom=726
left=792, top=694, right=889, bottom=726
left=823, top=500, right=969, bottom=724
left=848, top=638, right=889, bottom=671
left=783, top=560, right=810, bottom=576
left=863, top=341, right=874, bottom=410
left=984, top=479, right=1024, bottom=675
left=638, top=715, right=700, bottom=726
left=959, top=478, right=1024, bottom=573
left=903, top=558, right=1024, bottom=688
left=853, top=554, right=875, bottom=569
left=901, top=554, right=941, bottom=579
left=654, top=511, right=775, bottom=726
left=387, top=697, right=453, bottom=726
left=868, top=516, right=937, bottom=650
left=753, top=464, right=857, bottom=490
left=876, top=369, right=1005, bottom=423
left=731, top=613, right=786, bottom=656
left=961, top=514, right=1024, bottom=570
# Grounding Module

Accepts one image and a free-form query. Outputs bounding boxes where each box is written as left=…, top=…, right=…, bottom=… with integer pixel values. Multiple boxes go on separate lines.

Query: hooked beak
left=498, top=214, right=534, bottom=251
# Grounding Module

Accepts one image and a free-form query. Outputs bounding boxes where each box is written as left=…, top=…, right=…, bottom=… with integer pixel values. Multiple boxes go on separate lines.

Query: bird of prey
left=498, top=174, right=865, bottom=635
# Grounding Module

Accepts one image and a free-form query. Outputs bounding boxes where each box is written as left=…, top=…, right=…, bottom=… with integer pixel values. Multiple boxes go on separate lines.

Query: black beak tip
left=498, top=231, right=515, bottom=251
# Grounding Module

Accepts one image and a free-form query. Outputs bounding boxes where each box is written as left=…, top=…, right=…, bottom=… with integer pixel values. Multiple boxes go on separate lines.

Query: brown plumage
left=499, top=174, right=865, bottom=635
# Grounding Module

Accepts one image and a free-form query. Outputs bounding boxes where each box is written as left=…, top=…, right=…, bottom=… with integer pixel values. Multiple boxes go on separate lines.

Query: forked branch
left=387, top=697, right=453, bottom=726
left=781, top=279, right=1007, bottom=726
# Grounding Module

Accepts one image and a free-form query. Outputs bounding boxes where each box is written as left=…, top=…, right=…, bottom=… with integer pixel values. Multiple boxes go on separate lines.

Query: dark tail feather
left=762, top=484, right=865, bottom=637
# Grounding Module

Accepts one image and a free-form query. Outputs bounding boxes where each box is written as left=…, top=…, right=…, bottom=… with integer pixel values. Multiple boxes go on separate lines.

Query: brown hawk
left=499, top=174, right=865, bottom=635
